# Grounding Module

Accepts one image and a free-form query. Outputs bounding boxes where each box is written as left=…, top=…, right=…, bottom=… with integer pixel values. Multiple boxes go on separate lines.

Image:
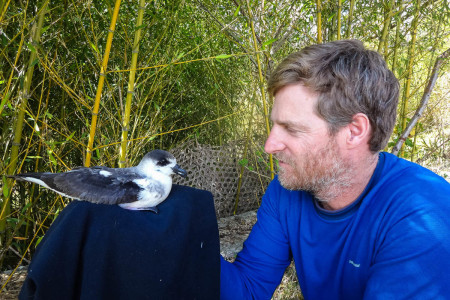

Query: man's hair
left=268, top=39, right=399, bottom=152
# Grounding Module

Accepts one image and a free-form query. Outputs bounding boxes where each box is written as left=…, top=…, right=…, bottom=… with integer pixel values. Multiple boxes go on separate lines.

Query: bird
left=9, top=149, right=187, bottom=213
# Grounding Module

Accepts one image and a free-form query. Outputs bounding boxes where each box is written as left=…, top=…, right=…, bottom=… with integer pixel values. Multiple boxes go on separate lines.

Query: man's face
left=264, top=84, right=351, bottom=196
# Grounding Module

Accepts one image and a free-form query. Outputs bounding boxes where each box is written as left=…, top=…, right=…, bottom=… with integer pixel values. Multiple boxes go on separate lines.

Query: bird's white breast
left=131, top=172, right=172, bottom=207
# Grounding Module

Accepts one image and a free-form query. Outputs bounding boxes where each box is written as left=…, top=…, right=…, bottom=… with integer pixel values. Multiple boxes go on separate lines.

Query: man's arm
left=221, top=180, right=292, bottom=299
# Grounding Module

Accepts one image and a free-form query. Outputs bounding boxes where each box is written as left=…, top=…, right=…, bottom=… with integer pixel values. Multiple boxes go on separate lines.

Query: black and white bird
left=9, top=150, right=187, bottom=213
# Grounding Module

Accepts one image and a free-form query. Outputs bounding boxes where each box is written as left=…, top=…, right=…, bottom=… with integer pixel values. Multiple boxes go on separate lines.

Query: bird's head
left=138, top=150, right=187, bottom=178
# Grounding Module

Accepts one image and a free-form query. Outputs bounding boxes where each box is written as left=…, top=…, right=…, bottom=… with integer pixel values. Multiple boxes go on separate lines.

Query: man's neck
left=317, top=153, right=379, bottom=211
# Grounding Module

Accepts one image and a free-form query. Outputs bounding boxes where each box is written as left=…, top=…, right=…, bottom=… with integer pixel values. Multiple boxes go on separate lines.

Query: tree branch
left=391, top=47, right=450, bottom=156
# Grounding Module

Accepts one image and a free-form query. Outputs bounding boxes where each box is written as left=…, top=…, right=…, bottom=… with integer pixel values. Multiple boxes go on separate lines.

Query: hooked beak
left=172, top=164, right=187, bottom=177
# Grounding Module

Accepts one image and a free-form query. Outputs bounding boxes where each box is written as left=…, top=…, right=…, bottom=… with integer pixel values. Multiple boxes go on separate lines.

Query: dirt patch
left=0, top=267, right=28, bottom=299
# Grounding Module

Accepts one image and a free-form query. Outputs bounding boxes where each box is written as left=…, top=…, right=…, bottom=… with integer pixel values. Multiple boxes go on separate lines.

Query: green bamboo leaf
left=35, top=236, right=44, bottom=247
left=2, top=176, right=10, bottom=198
left=21, top=202, right=33, bottom=213
left=239, top=158, right=248, bottom=166
left=262, top=38, right=277, bottom=47
left=135, top=24, right=146, bottom=30
left=215, top=54, right=232, bottom=60
left=54, top=208, right=61, bottom=220
left=234, top=5, right=240, bottom=17
left=0, top=91, right=11, bottom=116
left=176, top=52, right=184, bottom=60
left=66, top=131, right=76, bottom=141
left=25, top=42, right=36, bottom=52
left=7, top=218, right=19, bottom=225
left=30, top=58, right=40, bottom=67
left=327, top=13, right=336, bottom=22
left=48, top=152, right=57, bottom=165
left=90, top=42, right=99, bottom=54
left=418, top=122, right=424, bottom=131
left=405, top=138, right=414, bottom=147
left=41, top=25, right=50, bottom=34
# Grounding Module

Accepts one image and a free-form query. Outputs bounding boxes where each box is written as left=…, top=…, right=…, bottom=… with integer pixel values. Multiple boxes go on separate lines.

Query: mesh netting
left=171, top=140, right=272, bottom=218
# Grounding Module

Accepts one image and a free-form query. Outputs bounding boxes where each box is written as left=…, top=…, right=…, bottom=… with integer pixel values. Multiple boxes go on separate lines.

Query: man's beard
left=275, top=137, right=353, bottom=202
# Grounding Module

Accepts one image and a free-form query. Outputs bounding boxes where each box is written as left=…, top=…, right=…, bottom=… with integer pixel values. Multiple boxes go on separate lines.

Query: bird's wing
left=49, top=167, right=142, bottom=205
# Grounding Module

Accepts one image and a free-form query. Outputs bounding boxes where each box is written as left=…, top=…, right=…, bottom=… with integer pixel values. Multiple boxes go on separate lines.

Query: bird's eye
left=157, top=159, right=168, bottom=166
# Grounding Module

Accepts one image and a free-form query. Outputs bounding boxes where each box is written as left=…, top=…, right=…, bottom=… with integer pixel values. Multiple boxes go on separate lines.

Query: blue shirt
left=221, top=153, right=450, bottom=299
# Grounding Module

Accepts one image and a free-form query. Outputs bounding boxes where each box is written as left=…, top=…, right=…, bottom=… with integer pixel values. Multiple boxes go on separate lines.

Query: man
left=220, top=40, right=450, bottom=299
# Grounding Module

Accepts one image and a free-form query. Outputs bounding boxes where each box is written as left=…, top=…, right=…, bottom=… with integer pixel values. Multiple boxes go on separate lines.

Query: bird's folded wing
left=51, top=167, right=140, bottom=204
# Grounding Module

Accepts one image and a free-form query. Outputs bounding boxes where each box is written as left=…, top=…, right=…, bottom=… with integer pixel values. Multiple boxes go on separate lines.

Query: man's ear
left=346, top=113, right=371, bottom=148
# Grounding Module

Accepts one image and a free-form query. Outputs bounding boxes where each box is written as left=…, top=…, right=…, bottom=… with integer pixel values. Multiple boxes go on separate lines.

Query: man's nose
left=264, top=127, right=285, bottom=154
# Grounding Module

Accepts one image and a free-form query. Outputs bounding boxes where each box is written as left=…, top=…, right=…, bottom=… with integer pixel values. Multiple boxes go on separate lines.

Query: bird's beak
left=172, top=164, right=187, bottom=177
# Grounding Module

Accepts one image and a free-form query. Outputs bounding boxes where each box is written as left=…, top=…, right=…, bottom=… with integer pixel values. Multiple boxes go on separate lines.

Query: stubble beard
left=275, top=137, right=353, bottom=203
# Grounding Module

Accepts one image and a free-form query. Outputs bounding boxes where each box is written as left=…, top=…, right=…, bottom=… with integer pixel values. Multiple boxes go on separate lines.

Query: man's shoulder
left=380, top=152, right=450, bottom=191
left=369, top=153, right=450, bottom=219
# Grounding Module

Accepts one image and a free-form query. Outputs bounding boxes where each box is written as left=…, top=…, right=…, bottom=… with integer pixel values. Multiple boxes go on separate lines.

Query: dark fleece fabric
left=19, top=184, right=220, bottom=300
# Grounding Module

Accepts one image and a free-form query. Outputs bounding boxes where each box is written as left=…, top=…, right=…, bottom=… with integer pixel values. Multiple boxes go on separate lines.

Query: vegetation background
left=0, top=0, right=449, bottom=294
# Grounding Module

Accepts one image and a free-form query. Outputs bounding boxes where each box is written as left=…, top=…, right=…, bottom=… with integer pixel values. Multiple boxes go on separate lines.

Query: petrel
left=9, top=150, right=187, bottom=213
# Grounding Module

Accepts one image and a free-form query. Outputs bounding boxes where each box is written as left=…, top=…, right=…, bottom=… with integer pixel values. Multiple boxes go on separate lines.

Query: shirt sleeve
left=363, top=192, right=450, bottom=299
left=221, top=179, right=292, bottom=299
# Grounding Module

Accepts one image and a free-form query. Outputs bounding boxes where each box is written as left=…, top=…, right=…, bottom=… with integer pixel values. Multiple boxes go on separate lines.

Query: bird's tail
left=6, top=173, right=55, bottom=194
left=6, top=174, right=24, bottom=181
left=7, top=173, right=45, bottom=181
left=6, top=173, right=40, bottom=181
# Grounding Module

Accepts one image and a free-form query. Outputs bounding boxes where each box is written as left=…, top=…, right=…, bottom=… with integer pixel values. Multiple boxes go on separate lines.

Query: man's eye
left=285, top=127, right=297, bottom=133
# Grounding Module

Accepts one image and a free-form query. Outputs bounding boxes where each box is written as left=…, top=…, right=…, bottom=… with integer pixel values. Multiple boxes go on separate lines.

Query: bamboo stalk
left=119, top=0, right=145, bottom=168
left=216, top=96, right=223, bottom=146
left=337, top=0, right=342, bottom=40
left=399, top=0, right=420, bottom=157
left=85, top=0, right=122, bottom=167
left=316, top=0, right=322, bottom=43
left=1, top=2, right=47, bottom=246
left=391, top=12, right=401, bottom=73
left=245, top=0, right=274, bottom=179
left=384, top=12, right=402, bottom=153
left=346, top=0, right=356, bottom=38
left=377, top=0, right=395, bottom=54
left=0, top=0, right=11, bottom=24
left=426, top=4, right=444, bottom=80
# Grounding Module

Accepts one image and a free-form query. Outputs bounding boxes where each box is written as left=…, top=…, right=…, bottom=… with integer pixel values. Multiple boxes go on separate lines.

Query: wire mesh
left=172, top=140, right=271, bottom=218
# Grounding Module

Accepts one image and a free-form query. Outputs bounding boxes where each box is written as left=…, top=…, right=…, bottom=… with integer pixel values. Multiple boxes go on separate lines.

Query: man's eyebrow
left=272, top=119, right=310, bottom=131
